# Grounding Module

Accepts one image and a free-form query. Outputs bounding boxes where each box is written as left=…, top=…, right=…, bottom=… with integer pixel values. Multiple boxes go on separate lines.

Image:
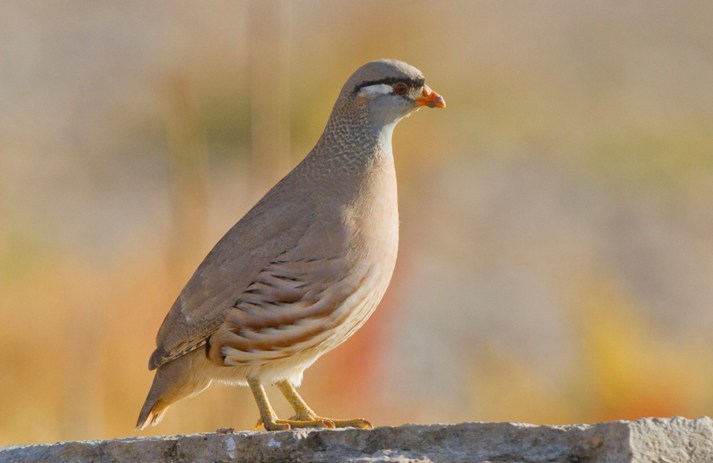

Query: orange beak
left=415, top=85, right=446, bottom=109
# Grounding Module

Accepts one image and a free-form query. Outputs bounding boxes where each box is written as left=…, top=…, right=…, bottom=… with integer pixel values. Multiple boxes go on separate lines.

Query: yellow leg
left=275, top=380, right=373, bottom=429
left=247, top=376, right=289, bottom=431
left=247, top=376, right=335, bottom=431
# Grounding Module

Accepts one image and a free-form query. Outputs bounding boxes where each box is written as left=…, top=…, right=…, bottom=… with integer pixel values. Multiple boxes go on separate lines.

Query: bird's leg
left=275, top=380, right=320, bottom=421
left=247, top=376, right=334, bottom=431
left=247, top=376, right=289, bottom=431
left=275, top=380, right=373, bottom=429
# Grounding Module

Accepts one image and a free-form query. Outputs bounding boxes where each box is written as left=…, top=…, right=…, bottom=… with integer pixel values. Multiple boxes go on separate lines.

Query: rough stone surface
left=1, top=417, right=712, bottom=463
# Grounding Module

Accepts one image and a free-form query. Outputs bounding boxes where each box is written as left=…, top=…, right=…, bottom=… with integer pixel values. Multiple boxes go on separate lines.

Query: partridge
left=137, top=59, right=446, bottom=431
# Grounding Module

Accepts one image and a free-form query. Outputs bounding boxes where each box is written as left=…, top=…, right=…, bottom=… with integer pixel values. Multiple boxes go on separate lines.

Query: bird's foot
left=287, top=413, right=372, bottom=429
left=276, top=417, right=336, bottom=430
left=256, top=414, right=372, bottom=431
left=256, top=416, right=335, bottom=431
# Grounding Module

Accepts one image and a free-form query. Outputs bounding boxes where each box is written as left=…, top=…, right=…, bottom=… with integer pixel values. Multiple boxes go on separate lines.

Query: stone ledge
left=1, top=417, right=711, bottom=463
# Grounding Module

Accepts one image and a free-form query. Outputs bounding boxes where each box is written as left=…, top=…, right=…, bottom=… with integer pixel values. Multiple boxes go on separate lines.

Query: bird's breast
left=345, top=156, right=399, bottom=256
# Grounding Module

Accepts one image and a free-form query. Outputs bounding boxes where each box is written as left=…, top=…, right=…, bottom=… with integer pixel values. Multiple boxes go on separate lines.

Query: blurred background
left=1, top=0, right=712, bottom=445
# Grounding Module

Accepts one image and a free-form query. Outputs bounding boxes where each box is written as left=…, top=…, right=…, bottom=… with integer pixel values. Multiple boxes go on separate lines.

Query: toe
left=331, top=418, right=373, bottom=429
left=276, top=418, right=335, bottom=429
left=264, top=421, right=292, bottom=431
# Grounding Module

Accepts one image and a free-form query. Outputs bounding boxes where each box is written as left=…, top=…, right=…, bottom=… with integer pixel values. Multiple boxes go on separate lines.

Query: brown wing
left=148, top=174, right=320, bottom=370
left=206, top=220, right=368, bottom=366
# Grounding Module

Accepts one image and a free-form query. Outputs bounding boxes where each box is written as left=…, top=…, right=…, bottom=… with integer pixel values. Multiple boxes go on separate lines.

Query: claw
left=320, top=419, right=337, bottom=429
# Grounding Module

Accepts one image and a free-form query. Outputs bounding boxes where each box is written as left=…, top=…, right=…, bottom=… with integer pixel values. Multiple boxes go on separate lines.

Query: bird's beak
left=415, top=85, right=446, bottom=109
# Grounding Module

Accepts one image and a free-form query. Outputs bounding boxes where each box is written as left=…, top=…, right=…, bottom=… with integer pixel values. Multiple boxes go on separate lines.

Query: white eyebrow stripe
left=358, top=83, right=393, bottom=96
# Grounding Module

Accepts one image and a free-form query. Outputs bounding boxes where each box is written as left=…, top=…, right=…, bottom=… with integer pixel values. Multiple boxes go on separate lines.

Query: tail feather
left=136, top=392, right=171, bottom=430
left=136, top=349, right=211, bottom=430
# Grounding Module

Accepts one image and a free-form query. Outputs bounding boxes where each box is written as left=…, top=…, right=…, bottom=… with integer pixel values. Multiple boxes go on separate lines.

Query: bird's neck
left=310, top=108, right=396, bottom=176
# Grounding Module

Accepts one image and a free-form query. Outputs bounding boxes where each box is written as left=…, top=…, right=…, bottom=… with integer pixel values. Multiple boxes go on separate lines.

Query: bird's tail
left=136, top=395, right=169, bottom=430
left=136, top=349, right=211, bottom=430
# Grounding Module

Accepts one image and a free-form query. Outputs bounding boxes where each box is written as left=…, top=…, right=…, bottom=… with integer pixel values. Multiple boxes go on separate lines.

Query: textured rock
left=1, top=417, right=712, bottom=463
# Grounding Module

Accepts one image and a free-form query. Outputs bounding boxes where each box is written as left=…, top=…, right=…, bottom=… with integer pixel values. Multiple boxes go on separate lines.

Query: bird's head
left=338, top=59, right=446, bottom=128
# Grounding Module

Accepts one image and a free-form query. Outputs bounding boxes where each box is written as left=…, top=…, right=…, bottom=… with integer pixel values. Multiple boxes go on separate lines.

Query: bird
left=136, top=59, right=446, bottom=431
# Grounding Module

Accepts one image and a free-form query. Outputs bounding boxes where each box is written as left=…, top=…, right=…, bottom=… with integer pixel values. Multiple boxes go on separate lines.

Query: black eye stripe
left=353, top=77, right=425, bottom=94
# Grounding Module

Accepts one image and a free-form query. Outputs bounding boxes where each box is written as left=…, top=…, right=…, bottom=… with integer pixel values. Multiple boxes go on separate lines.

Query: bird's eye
left=393, top=83, right=409, bottom=96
